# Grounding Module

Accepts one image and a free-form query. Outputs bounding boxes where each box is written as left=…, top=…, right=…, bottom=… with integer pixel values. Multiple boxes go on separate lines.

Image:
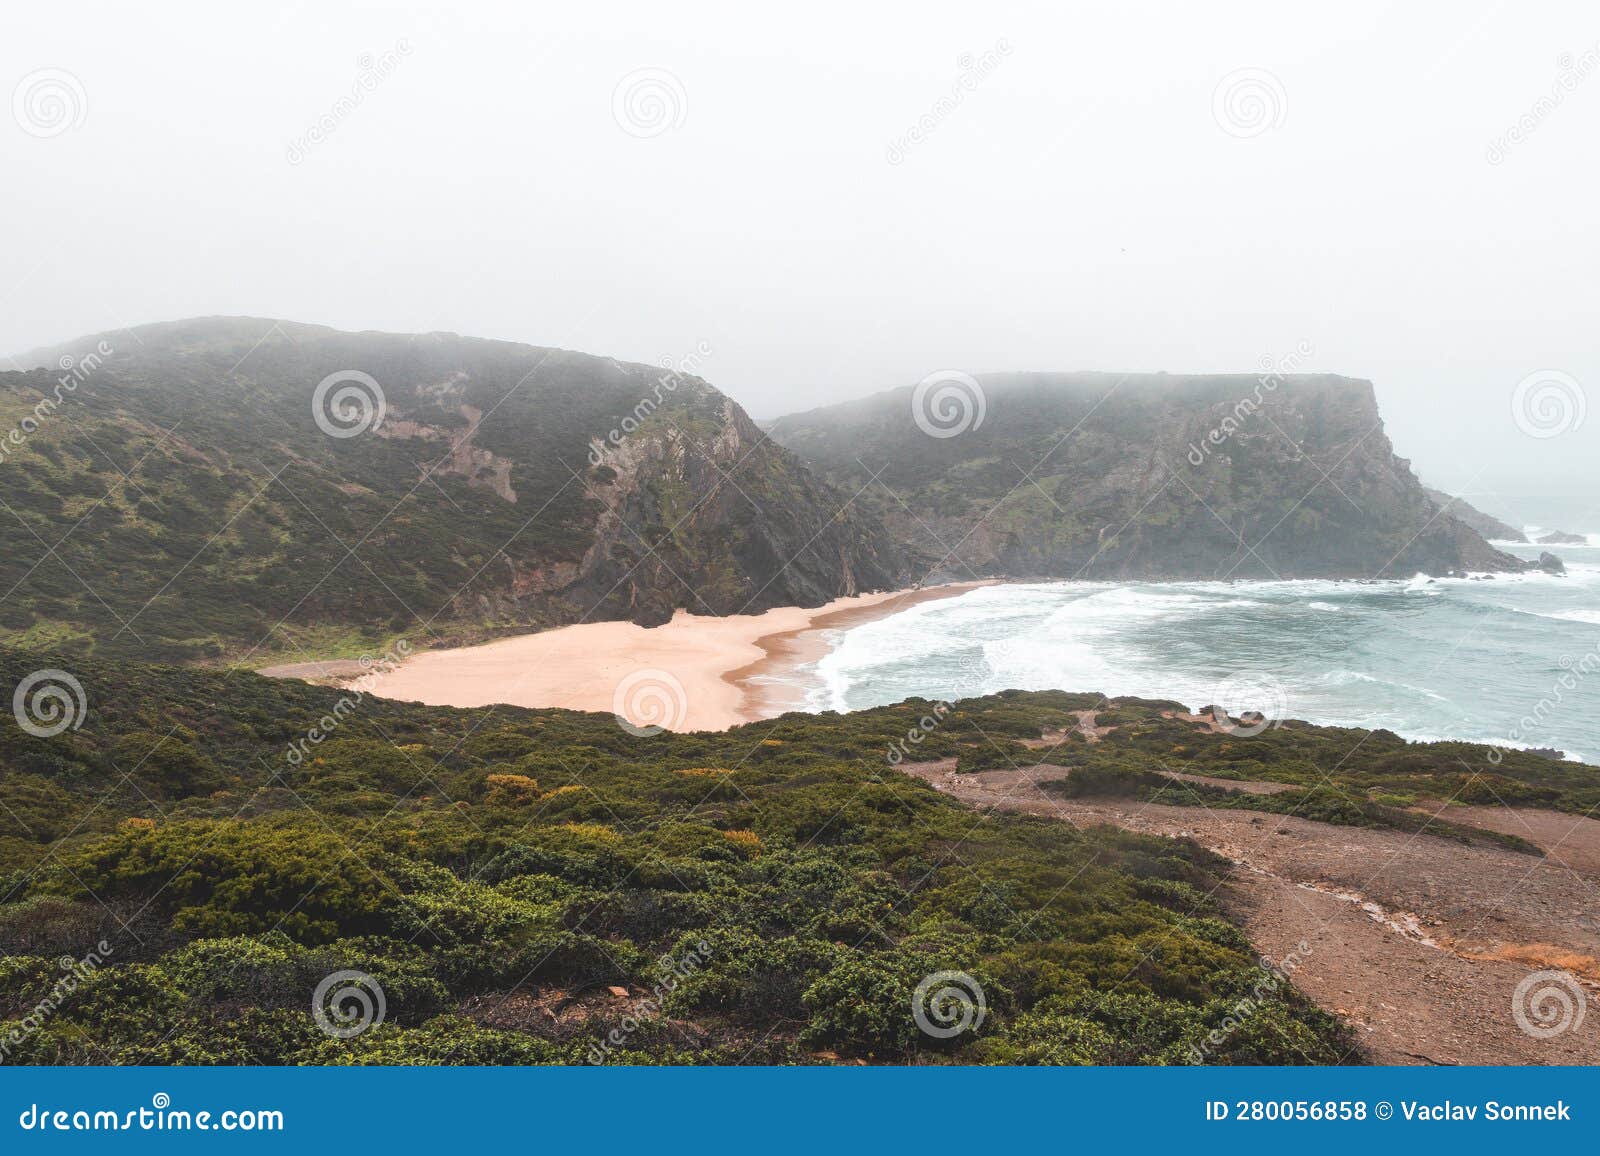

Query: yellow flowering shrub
left=485, top=772, right=540, bottom=806
left=559, top=822, right=621, bottom=843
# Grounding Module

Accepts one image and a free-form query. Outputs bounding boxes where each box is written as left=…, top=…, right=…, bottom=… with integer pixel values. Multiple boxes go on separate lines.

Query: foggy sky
left=4, top=1, right=1597, bottom=529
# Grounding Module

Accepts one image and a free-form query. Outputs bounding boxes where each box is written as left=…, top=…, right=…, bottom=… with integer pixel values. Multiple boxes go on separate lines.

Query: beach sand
left=346, top=582, right=991, bottom=731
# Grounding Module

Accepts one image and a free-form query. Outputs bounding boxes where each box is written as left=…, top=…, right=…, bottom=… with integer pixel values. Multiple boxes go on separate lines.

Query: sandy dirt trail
left=899, top=761, right=1600, bottom=1065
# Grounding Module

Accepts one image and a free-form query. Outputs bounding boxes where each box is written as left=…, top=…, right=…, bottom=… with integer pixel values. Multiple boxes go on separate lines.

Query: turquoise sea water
left=796, top=539, right=1600, bottom=763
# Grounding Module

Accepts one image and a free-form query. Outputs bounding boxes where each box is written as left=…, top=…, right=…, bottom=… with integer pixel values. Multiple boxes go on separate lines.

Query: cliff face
left=557, top=388, right=908, bottom=626
left=3, top=318, right=1528, bottom=665
left=0, top=318, right=907, bottom=661
left=770, top=372, right=1528, bottom=582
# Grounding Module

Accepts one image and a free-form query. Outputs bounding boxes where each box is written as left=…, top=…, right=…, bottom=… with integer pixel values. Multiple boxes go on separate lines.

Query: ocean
left=796, top=537, right=1600, bottom=764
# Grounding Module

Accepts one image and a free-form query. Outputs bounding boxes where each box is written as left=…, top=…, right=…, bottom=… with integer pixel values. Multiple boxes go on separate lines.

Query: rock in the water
left=1536, top=552, right=1566, bottom=574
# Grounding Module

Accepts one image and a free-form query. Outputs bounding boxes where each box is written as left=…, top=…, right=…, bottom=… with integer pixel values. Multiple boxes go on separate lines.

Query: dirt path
left=1417, top=803, right=1600, bottom=879
left=899, top=761, right=1600, bottom=1065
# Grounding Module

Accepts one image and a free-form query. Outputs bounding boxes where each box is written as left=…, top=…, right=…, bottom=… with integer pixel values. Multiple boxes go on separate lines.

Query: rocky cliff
left=4, top=321, right=1533, bottom=666
left=1422, top=487, right=1526, bottom=543
left=0, top=318, right=908, bottom=661
left=770, top=371, right=1530, bottom=582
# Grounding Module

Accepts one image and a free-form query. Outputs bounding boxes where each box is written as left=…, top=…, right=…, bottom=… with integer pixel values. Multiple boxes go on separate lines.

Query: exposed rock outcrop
left=1422, top=487, right=1526, bottom=543
left=0, top=317, right=909, bottom=660
left=771, top=372, right=1531, bottom=581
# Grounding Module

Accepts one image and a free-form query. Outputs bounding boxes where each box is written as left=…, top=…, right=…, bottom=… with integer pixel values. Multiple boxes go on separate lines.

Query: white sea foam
left=1546, top=608, right=1600, bottom=625
left=1402, top=572, right=1441, bottom=595
left=1319, top=669, right=1452, bottom=703
left=809, top=574, right=1600, bottom=764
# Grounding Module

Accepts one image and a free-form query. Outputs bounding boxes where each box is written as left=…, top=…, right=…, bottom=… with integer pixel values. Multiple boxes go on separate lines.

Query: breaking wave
left=807, top=541, right=1600, bottom=762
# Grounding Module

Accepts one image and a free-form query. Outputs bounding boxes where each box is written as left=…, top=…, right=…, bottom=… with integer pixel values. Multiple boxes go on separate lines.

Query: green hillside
left=0, top=318, right=907, bottom=664
left=770, top=372, right=1528, bottom=583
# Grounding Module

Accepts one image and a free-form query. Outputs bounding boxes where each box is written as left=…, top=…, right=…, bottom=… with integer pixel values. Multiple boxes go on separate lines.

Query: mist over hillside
left=770, top=370, right=1528, bottom=583
left=0, top=317, right=907, bottom=662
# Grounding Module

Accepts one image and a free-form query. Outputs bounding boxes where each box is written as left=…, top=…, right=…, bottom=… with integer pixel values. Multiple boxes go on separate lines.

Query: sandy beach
left=343, top=582, right=991, bottom=731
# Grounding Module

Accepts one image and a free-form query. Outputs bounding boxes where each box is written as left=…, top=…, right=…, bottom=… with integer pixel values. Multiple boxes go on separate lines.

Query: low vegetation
left=4, top=649, right=1592, bottom=1065
left=0, top=319, right=903, bottom=664
left=976, top=704, right=1600, bottom=819
left=0, top=652, right=1335, bottom=1065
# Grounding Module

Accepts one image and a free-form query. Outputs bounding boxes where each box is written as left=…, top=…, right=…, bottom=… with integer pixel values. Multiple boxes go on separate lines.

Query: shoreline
left=341, top=581, right=992, bottom=731
left=724, top=581, right=1001, bottom=717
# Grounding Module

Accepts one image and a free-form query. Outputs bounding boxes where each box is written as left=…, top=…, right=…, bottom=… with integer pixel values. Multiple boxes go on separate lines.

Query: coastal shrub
left=33, top=819, right=395, bottom=943
left=970, top=1010, right=1117, bottom=1065
left=4, top=653, right=1581, bottom=1066
left=483, top=773, right=540, bottom=806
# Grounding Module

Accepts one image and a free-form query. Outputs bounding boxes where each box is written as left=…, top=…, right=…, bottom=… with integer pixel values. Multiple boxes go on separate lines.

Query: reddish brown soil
left=898, top=761, right=1600, bottom=1065
left=1418, top=803, right=1600, bottom=879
